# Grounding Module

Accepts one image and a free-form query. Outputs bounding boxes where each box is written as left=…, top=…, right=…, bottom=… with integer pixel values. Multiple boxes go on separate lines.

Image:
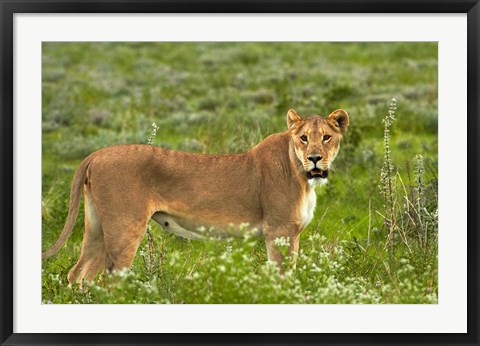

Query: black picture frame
left=1, top=1, right=478, bottom=345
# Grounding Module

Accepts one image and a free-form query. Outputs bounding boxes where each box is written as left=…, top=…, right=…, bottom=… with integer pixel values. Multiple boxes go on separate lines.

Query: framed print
left=1, top=1, right=479, bottom=345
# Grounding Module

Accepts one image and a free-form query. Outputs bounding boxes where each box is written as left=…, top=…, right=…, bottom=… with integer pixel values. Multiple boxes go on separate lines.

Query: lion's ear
left=287, top=109, right=303, bottom=130
left=328, top=109, right=349, bottom=134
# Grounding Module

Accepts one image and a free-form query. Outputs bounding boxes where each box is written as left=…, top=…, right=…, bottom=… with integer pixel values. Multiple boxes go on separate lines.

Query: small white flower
left=147, top=122, right=159, bottom=145
left=274, top=236, right=290, bottom=248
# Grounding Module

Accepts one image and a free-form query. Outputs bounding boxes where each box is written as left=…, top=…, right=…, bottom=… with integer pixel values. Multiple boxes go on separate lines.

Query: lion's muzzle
left=307, top=168, right=328, bottom=179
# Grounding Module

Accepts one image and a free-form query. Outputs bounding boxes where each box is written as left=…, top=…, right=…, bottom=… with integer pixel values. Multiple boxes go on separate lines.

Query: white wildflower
left=147, top=122, right=159, bottom=145
left=274, top=236, right=290, bottom=248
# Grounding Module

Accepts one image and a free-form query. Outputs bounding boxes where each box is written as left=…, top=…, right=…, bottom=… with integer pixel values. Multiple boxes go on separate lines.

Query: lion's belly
left=151, top=212, right=262, bottom=239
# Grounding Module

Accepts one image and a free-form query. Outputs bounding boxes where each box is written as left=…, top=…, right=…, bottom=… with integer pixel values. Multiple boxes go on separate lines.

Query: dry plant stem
left=147, top=227, right=155, bottom=273
left=381, top=98, right=397, bottom=249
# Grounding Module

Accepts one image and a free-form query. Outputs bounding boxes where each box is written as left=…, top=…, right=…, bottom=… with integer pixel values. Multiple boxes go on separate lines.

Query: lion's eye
left=300, top=135, right=308, bottom=142
left=324, top=135, right=331, bottom=141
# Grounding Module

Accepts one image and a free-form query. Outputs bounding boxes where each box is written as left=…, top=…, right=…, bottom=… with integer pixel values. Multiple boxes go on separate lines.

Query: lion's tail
left=42, top=158, right=91, bottom=260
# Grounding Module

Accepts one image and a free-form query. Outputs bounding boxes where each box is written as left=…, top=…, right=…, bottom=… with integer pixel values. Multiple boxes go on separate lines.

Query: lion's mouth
left=307, top=168, right=328, bottom=180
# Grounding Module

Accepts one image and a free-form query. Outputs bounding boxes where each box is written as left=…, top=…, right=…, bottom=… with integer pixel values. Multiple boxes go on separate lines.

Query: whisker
left=295, top=162, right=306, bottom=178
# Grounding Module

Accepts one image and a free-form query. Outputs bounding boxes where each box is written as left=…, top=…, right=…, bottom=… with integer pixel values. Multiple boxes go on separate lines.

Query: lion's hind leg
left=101, top=216, right=149, bottom=273
left=67, top=186, right=107, bottom=285
left=97, top=203, right=152, bottom=273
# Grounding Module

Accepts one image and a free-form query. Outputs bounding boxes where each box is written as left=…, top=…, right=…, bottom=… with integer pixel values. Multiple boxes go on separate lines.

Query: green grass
left=42, top=42, right=438, bottom=304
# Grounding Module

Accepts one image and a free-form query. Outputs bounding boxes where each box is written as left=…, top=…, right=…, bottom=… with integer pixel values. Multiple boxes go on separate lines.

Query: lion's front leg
left=264, top=227, right=301, bottom=271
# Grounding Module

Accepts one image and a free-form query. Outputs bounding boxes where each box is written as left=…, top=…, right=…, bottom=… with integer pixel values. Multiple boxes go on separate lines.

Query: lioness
left=43, top=109, right=349, bottom=284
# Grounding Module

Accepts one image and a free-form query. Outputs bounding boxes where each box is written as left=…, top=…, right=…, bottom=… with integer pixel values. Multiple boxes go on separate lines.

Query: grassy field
left=42, top=42, right=438, bottom=304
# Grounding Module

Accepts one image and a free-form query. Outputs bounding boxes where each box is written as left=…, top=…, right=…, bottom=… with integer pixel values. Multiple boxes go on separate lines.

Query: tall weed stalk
left=379, top=99, right=438, bottom=256
left=380, top=98, right=397, bottom=249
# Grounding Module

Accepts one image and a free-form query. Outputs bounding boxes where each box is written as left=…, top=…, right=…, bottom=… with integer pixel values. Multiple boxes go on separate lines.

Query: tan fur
left=42, top=109, right=349, bottom=284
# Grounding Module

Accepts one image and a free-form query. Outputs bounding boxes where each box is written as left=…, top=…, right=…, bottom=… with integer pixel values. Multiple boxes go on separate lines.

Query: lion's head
left=287, top=108, right=349, bottom=181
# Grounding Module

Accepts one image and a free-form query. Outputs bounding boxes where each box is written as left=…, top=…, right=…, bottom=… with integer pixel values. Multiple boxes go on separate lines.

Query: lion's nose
left=307, top=155, right=323, bottom=164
